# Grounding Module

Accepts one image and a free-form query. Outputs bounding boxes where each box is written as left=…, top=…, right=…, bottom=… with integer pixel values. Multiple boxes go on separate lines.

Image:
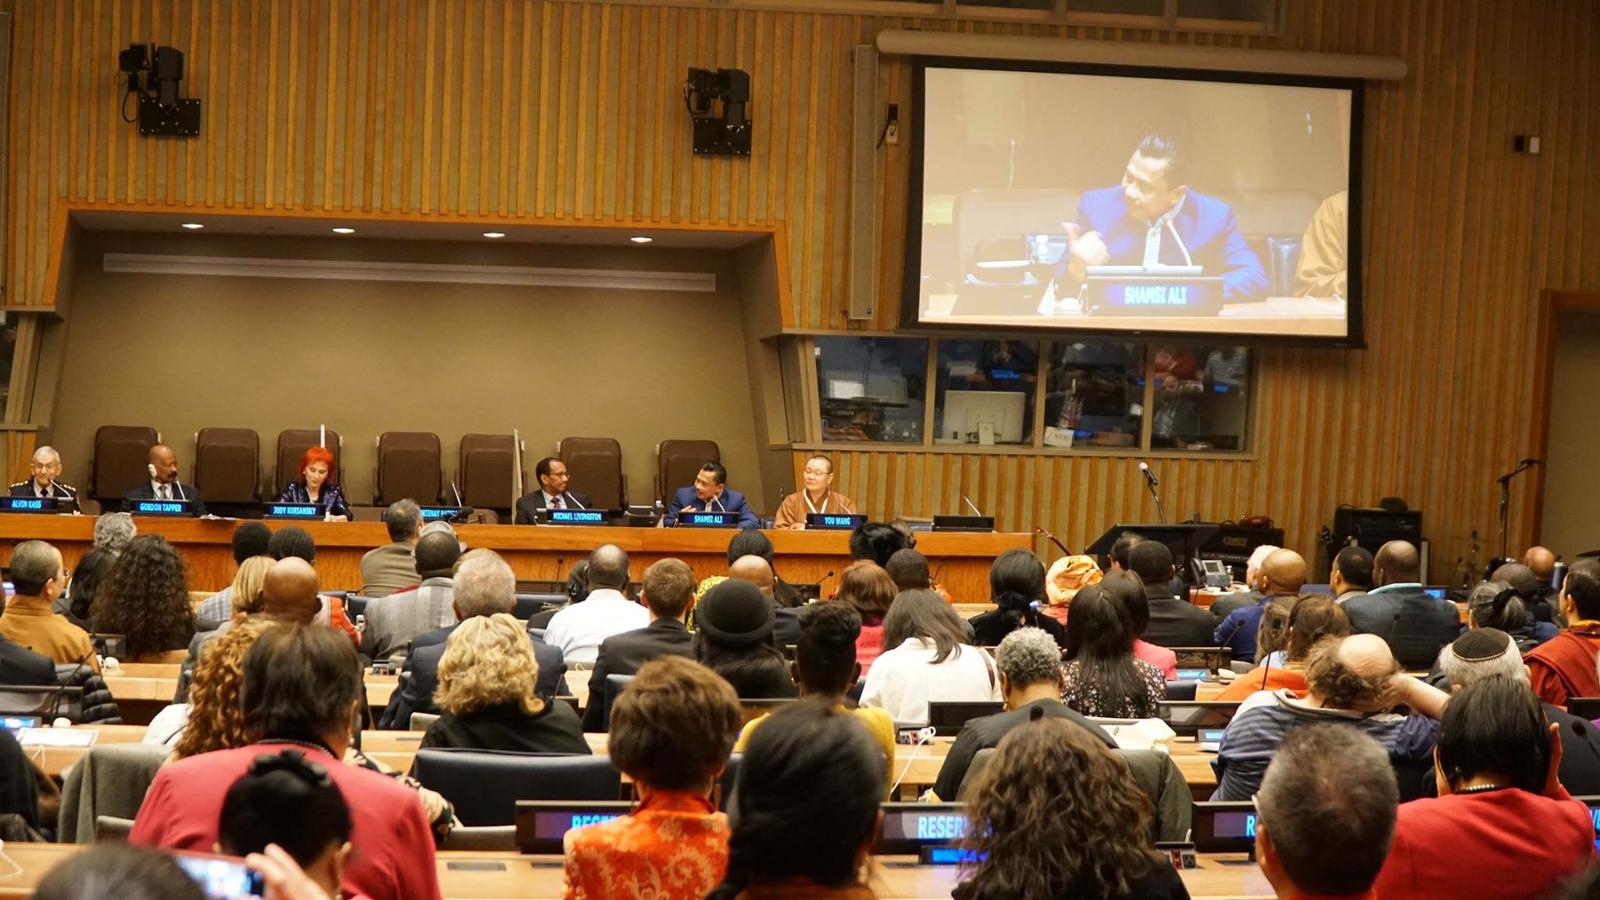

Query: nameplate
left=931, top=515, right=994, bottom=533
left=0, top=496, right=59, bottom=513
left=516, top=801, right=632, bottom=854
left=805, top=513, right=865, bottom=531
left=16, top=726, right=96, bottom=747
left=874, top=803, right=969, bottom=855
left=128, top=498, right=193, bottom=516
left=1192, top=801, right=1257, bottom=854
left=675, top=511, right=738, bottom=528
left=0, top=716, right=41, bottom=732
left=542, top=508, right=607, bottom=526
left=264, top=502, right=325, bottom=520
left=419, top=506, right=463, bottom=522
left=1086, top=275, right=1223, bottom=316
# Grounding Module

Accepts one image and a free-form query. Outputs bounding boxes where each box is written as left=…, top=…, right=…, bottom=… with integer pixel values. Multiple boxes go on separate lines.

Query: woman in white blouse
left=860, top=589, right=1002, bottom=725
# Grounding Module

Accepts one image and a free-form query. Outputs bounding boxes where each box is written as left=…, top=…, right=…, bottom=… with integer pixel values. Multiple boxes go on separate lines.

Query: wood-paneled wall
left=7, top=0, right=1600, bottom=574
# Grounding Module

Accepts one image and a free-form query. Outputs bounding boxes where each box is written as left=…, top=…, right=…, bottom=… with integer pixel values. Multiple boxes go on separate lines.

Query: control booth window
left=0, top=314, right=17, bottom=420
left=933, top=340, right=1038, bottom=446
left=1043, top=341, right=1144, bottom=450
left=1148, top=344, right=1252, bottom=451
left=814, top=336, right=928, bottom=443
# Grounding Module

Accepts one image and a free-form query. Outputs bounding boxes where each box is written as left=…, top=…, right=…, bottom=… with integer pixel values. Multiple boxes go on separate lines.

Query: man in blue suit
left=1052, top=134, right=1268, bottom=305
left=664, top=461, right=759, bottom=529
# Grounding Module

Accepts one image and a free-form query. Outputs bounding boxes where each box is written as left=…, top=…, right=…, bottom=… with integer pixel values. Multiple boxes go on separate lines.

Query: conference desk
left=0, top=842, right=1274, bottom=898
left=0, top=514, right=1029, bottom=599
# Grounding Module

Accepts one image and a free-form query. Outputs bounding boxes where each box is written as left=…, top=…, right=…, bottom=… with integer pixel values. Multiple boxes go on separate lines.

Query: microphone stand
left=1497, top=460, right=1537, bottom=561
left=1142, top=471, right=1167, bottom=525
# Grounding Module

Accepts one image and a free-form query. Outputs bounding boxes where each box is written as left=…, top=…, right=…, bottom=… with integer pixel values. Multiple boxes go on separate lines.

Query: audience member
left=1061, top=585, right=1164, bottom=719
left=737, top=603, right=896, bottom=796
left=529, top=560, right=591, bottom=631
left=1344, top=540, right=1461, bottom=669
left=847, top=521, right=910, bottom=568
left=1330, top=545, right=1375, bottom=604
left=545, top=545, right=647, bottom=665
left=1100, top=571, right=1178, bottom=679
left=380, top=549, right=565, bottom=729
left=0, top=727, right=39, bottom=831
left=1041, top=554, right=1102, bottom=628
left=175, top=617, right=277, bottom=758
left=1523, top=544, right=1560, bottom=622
left=582, top=558, right=698, bottom=731
left=773, top=454, right=857, bottom=529
left=1109, top=530, right=1145, bottom=574
left=968, top=548, right=1068, bottom=648
left=1254, top=725, right=1397, bottom=900
left=91, top=534, right=197, bottom=663
left=0, top=540, right=99, bottom=671
left=884, top=548, right=933, bottom=594
left=1214, top=548, right=1308, bottom=662
left=259, top=558, right=323, bottom=625
left=55, top=545, right=114, bottom=630
left=932, top=627, right=1115, bottom=801
left=267, top=525, right=317, bottom=564
left=1464, top=580, right=1555, bottom=656
left=861, top=589, right=999, bottom=724
left=1526, top=559, right=1600, bottom=706
left=564, top=656, right=741, bottom=900
left=727, top=530, right=802, bottom=608
left=277, top=445, right=352, bottom=521
left=664, top=462, right=759, bottom=529
left=93, top=511, right=138, bottom=554
left=1214, top=634, right=1447, bottom=800
left=185, top=556, right=274, bottom=671
left=1489, top=561, right=1557, bottom=630
left=728, top=554, right=801, bottom=646
left=1374, top=676, right=1594, bottom=899
left=1132, top=541, right=1212, bottom=647
left=707, top=702, right=885, bottom=899
left=195, top=522, right=273, bottom=631
left=218, top=748, right=354, bottom=900
left=360, top=530, right=461, bottom=660
left=131, top=624, right=442, bottom=900
left=832, top=563, right=896, bottom=671
left=1216, top=595, right=1350, bottom=701
left=692, top=580, right=796, bottom=700
left=1210, top=544, right=1278, bottom=621
left=34, top=844, right=204, bottom=900
left=361, top=499, right=424, bottom=597
left=513, top=456, right=593, bottom=524
left=421, top=613, right=588, bottom=753
left=123, top=443, right=208, bottom=516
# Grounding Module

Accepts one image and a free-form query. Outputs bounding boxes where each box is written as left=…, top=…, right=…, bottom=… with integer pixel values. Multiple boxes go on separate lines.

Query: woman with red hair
left=278, top=446, right=352, bottom=521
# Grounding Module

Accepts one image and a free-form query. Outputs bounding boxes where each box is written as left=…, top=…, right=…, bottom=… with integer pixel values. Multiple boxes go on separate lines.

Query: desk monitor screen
left=1581, top=797, right=1600, bottom=851
left=875, top=803, right=971, bottom=854
left=940, top=390, right=1027, bottom=444
left=0, top=496, right=60, bottom=514
left=675, top=511, right=738, bottom=528
left=544, top=508, right=608, bottom=526
left=264, top=502, right=324, bottom=520
left=806, top=513, right=866, bottom=531
left=1193, top=801, right=1257, bottom=853
left=1423, top=586, right=1449, bottom=600
left=127, top=498, right=193, bottom=516
left=0, top=715, right=40, bottom=732
left=419, top=506, right=463, bottom=522
left=515, top=801, right=632, bottom=854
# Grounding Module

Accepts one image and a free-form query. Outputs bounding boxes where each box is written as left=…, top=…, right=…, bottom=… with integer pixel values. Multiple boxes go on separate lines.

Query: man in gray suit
left=360, top=530, right=461, bottom=660
left=360, top=500, right=424, bottom=597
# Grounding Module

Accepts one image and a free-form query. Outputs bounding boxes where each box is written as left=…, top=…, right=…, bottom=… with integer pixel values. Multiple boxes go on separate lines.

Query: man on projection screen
left=1051, top=134, right=1268, bottom=307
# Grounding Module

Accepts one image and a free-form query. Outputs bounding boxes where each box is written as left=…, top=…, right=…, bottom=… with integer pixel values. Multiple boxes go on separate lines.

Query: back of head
left=437, top=613, right=542, bottom=716
left=1305, top=635, right=1398, bottom=710
left=1439, top=628, right=1527, bottom=690
left=413, top=531, right=462, bottom=577
left=1110, top=531, right=1145, bottom=572
left=1065, top=585, right=1133, bottom=660
left=610, top=656, right=741, bottom=792
left=586, top=544, right=630, bottom=591
left=1523, top=545, right=1557, bottom=580
left=988, top=548, right=1046, bottom=608
left=1373, top=540, right=1421, bottom=586
left=1257, top=724, right=1397, bottom=895
left=241, top=624, right=362, bottom=745
left=728, top=555, right=775, bottom=594
left=795, top=602, right=862, bottom=696
left=884, top=548, right=932, bottom=592
left=219, top=749, right=352, bottom=870
left=92, top=512, right=137, bottom=554
left=1259, top=548, right=1308, bottom=595
left=1284, top=595, right=1350, bottom=662
left=8, top=539, right=61, bottom=596
left=994, top=627, right=1061, bottom=690
left=1333, top=545, right=1375, bottom=590
left=1563, top=559, right=1600, bottom=620
left=267, top=526, right=316, bottom=563
left=565, top=560, right=591, bottom=604
left=92, top=534, right=194, bottom=658
left=642, top=558, right=696, bottom=620
left=231, top=522, right=273, bottom=565
left=835, top=562, right=896, bottom=622
left=847, top=522, right=909, bottom=567
left=175, top=617, right=278, bottom=759
left=260, top=557, right=322, bottom=625
left=727, top=529, right=775, bottom=565
left=1254, top=595, right=1297, bottom=664
left=1437, top=675, right=1550, bottom=793
left=883, top=588, right=968, bottom=664
left=1489, top=562, right=1539, bottom=601
left=452, top=549, right=516, bottom=618
left=230, top=556, right=276, bottom=617
left=960, top=715, right=1153, bottom=899
left=1097, top=571, right=1149, bottom=637
left=1467, top=580, right=1529, bottom=633
left=715, top=701, right=884, bottom=895
left=35, top=844, right=204, bottom=900
left=384, top=499, right=422, bottom=543
left=66, top=547, right=116, bottom=622
left=1127, top=539, right=1174, bottom=586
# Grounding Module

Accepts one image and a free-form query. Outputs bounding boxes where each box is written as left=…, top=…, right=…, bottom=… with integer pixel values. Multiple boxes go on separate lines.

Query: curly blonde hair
left=174, top=617, right=276, bottom=759
left=435, top=613, right=545, bottom=717
left=229, top=557, right=274, bottom=618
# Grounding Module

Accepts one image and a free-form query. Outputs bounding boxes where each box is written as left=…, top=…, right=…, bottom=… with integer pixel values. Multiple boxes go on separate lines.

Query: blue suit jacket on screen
left=666, top=485, right=759, bottom=529
left=1070, top=186, right=1269, bottom=303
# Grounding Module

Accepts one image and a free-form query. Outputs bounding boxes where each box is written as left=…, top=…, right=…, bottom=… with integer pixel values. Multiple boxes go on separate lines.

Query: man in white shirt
left=544, top=544, right=648, bottom=665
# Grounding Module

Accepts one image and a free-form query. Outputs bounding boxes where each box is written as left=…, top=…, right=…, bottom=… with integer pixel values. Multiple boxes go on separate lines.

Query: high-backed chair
left=558, top=437, right=625, bottom=511
left=1265, top=236, right=1304, bottom=297
left=91, top=425, right=159, bottom=507
left=411, top=749, right=623, bottom=826
left=459, top=433, right=518, bottom=512
left=952, top=188, right=1081, bottom=280
left=374, top=431, right=441, bottom=506
left=194, top=427, right=260, bottom=504
left=275, top=429, right=343, bottom=497
left=655, top=439, right=720, bottom=507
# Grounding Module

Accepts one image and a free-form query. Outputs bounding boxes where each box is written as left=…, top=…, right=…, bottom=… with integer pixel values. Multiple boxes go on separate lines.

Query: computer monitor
left=940, top=390, right=1026, bottom=444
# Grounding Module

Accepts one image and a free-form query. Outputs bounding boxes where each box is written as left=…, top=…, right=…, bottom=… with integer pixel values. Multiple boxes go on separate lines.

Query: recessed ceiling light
left=630, top=235, right=653, bottom=244
left=331, top=227, right=356, bottom=235
left=180, top=222, right=204, bottom=230
left=482, top=231, right=506, bottom=239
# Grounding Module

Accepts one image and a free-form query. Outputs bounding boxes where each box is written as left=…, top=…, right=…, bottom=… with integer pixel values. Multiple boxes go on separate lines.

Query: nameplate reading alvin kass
left=0, top=496, right=60, bottom=513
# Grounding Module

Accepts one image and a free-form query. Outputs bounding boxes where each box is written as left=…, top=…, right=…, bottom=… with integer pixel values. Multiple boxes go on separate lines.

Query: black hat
left=1450, top=628, right=1513, bottom=662
left=696, top=579, right=775, bottom=648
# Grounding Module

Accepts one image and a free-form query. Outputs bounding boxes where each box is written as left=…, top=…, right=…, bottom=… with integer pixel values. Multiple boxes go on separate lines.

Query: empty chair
left=459, top=433, right=518, bottom=512
left=558, top=437, right=625, bottom=511
left=275, top=429, right=343, bottom=497
left=441, top=825, right=516, bottom=851
left=193, top=427, right=260, bottom=504
left=1265, top=235, right=1304, bottom=298
left=375, top=432, right=442, bottom=506
left=410, top=749, right=622, bottom=826
left=91, top=425, right=159, bottom=507
left=655, top=439, right=720, bottom=506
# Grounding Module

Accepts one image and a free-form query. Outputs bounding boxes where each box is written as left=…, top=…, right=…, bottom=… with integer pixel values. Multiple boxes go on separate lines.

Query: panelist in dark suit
left=122, top=443, right=207, bottom=516
left=1048, top=134, right=1268, bottom=308
left=513, top=456, right=594, bottom=524
left=580, top=559, right=697, bottom=731
left=277, top=445, right=352, bottom=521
left=664, top=461, right=758, bottom=529
left=8, top=445, right=80, bottom=513
left=0, top=633, right=61, bottom=686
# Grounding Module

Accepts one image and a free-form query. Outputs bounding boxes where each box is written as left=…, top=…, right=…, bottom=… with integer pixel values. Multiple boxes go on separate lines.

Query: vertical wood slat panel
left=6, top=0, right=1600, bottom=574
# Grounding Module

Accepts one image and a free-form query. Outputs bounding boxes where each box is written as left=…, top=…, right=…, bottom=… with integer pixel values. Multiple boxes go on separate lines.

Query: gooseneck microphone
left=1138, top=461, right=1166, bottom=524
left=962, top=495, right=985, bottom=517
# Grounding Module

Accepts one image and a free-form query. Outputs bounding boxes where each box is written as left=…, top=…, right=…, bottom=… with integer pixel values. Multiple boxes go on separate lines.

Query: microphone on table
left=50, top=480, right=77, bottom=499
left=568, top=493, right=586, bottom=510
left=174, top=479, right=187, bottom=501
left=451, top=481, right=465, bottom=507
left=961, top=495, right=985, bottom=517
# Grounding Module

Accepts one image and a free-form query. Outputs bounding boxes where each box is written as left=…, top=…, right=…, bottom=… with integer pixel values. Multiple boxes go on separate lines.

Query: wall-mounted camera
left=684, top=67, right=751, bottom=157
left=119, top=43, right=202, bottom=137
